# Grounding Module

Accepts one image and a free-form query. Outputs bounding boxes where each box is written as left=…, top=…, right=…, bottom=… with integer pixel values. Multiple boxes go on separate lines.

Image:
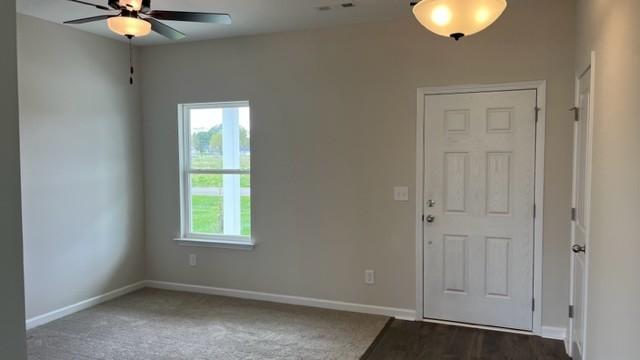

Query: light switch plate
left=394, top=186, right=409, bottom=201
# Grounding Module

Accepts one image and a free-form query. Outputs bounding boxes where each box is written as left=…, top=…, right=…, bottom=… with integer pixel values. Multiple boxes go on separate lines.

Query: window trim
left=176, top=101, right=254, bottom=248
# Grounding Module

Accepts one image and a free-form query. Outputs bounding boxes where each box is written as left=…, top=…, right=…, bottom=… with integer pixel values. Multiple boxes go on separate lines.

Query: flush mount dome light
left=413, top=0, right=507, bottom=40
left=107, top=15, right=151, bottom=38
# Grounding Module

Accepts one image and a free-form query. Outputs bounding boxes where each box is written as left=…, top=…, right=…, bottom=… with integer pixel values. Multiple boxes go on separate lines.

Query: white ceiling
left=17, top=0, right=414, bottom=46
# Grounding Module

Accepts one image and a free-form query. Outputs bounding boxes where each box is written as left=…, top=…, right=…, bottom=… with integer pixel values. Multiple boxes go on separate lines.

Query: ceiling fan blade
left=145, top=18, right=186, bottom=40
left=147, top=10, right=232, bottom=24
left=64, top=14, right=115, bottom=24
left=67, top=0, right=111, bottom=11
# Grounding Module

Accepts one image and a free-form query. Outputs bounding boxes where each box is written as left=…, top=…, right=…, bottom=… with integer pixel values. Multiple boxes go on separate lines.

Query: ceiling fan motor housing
left=109, top=0, right=151, bottom=13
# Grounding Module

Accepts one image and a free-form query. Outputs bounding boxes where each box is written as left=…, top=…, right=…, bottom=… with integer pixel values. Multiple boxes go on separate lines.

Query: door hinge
left=535, top=107, right=541, bottom=122
left=570, top=107, right=579, bottom=121
left=571, top=207, right=577, bottom=221
left=569, top=305, right=574, bottom=318
left=532, top=298, right=535, bottom=312
left=533, top=204, right=536, bottom=219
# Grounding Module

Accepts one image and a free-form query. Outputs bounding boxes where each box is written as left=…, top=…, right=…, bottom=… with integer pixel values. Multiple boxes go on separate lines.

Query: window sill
left=174, top=237, right=256, bottom=250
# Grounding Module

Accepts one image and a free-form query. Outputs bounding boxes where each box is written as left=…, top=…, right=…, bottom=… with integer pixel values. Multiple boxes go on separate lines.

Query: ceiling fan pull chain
left=128, top=36, right=134, bottom=85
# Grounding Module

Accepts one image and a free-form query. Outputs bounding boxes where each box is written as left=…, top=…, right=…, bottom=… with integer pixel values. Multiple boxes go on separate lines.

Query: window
left=178, top=101, right=252, bottom=247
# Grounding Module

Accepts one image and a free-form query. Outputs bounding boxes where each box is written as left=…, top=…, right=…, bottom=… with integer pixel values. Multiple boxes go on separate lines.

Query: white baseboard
left=25, top=281, right=146, bottom=330
left=541, top=326, right=567, bottom=341
left=145, top=280, right=417, bottom=321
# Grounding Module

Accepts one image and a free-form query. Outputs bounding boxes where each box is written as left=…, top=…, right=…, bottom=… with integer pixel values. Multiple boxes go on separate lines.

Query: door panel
left=423, top=90, right=536, bottom=330
left=571, top=68, right=592, bottom=360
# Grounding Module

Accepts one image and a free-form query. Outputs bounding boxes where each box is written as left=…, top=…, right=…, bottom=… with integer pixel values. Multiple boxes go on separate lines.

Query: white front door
left=570, top=65, right=593, bottom=360
left=422, top=90, right=537, bottom=330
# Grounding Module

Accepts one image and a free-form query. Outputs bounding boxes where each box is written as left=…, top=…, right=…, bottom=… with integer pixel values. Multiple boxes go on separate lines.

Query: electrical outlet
left=394, top=186, right=409, bottom=201
left=189, top=254, right=197, bottom=267
left=365, top=270, right=375, bottom=285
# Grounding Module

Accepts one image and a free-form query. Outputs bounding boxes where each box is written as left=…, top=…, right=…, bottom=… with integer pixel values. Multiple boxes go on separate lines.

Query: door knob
left=572, top=244, right=586, bottom=253
left=425, top=215, right=435, bottom=223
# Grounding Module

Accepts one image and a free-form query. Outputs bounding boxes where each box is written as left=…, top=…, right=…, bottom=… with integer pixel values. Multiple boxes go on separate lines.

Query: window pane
left=189, top=106, right=250, bottom=170
left=189, top=174, right=251, bottom=237
left=190, top=174, right=223, bottom=234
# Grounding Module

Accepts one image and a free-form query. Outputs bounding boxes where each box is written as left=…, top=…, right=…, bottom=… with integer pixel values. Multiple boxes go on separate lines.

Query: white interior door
left=423, top=90, right=537, bottom=330
left=570, top=66, right=593, bottom=360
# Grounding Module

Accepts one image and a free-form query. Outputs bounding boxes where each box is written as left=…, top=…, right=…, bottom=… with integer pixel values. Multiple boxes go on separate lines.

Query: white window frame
left=176, top=101, right=254, bottom=250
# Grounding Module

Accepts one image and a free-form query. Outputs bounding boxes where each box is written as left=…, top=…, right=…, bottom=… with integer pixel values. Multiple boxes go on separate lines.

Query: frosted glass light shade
left=413, top=0, right=507, bottom=40
left=108, top=16, right=151, bottom=37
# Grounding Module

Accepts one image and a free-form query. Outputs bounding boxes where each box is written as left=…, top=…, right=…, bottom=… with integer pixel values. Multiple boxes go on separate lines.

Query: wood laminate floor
left=363, top=320, right=570, bottom=360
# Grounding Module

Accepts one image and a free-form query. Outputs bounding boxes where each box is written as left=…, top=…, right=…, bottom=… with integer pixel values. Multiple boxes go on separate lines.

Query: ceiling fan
left=64, top=0, right=232, bottom=40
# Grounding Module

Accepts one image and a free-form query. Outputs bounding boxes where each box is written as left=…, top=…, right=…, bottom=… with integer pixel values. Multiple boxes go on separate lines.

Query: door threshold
left=420, top=318, right=534, bottom=336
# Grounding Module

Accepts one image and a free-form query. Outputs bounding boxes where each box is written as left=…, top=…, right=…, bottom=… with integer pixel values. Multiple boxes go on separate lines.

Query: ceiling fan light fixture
left=413, top=0, right=507, bottom=40
left=65, top=0, right=232, bottom=41
left=107, top=16, right=151, bottom=37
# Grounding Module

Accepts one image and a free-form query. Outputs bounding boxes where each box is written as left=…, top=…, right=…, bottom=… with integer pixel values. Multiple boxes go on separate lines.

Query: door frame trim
left=415, top=81, right=547, bottom=335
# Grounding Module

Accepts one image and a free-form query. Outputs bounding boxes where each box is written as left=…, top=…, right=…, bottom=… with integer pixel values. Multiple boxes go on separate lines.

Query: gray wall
left=0, top=2, right=26, bottom=359
left=141, top=0, right=576, bottom=327
left=575, top=0, right=640, bottom=357
left=17, top=15, right=145, bottom=320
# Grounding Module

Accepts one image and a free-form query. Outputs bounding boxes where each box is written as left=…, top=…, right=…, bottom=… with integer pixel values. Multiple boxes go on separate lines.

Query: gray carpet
left=27, top=288, right=389, bottom=360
